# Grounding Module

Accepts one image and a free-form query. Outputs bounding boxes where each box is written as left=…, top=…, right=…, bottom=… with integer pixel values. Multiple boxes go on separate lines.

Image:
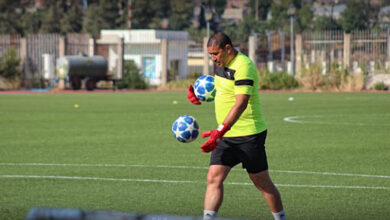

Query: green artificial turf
left=0, top=91, right=389, bottom=220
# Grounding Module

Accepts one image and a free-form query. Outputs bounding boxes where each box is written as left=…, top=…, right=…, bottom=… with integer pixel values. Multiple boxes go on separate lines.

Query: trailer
left=56, top=55, right=109, bottom=91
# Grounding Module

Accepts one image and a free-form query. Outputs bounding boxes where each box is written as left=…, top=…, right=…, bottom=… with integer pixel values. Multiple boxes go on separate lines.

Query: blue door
left=143, top=57, right=156, bottom=80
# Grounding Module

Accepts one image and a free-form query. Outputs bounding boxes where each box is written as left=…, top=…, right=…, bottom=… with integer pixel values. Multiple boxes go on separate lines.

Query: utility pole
left=288, top=4, right=296, bottom=75
left=128, top=0, right=132, bottom=29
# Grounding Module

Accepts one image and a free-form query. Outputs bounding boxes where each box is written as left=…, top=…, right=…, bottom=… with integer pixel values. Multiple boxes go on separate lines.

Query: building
left=100, top=29, right=189, bottom=86
left=221, top=0, right=249, bottom=24
left=312, top=3, right=347, bottom=19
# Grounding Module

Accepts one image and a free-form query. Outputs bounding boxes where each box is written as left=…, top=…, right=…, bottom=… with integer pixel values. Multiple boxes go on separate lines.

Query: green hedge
left=0, top=48, right=21, bottom=80
left=258, top=70, right=299, bottom=90
left=162, top=72, right=202, bottom=90
left=374, top=81, right=388, bottom=91
left=117, top=61, right=148, bottom=89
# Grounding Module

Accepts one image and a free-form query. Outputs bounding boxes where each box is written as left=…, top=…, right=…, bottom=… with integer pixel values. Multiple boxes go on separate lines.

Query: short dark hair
left=207, top=32, right=232, bottom=49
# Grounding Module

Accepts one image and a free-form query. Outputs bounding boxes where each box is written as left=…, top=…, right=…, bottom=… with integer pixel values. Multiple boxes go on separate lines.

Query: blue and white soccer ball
left=194, top=75, right=216, bottom=102
left=172, top=115, right=199, bottom=143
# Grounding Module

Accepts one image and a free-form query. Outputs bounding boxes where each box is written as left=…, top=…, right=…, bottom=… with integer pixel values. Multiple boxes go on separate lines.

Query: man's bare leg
left=249, top=170, right=285, bottom=219
left=203, top=165, right=231, bottom=219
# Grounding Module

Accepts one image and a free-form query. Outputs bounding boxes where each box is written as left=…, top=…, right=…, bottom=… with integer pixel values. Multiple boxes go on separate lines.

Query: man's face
left=207, top=45, right=229, bottom=67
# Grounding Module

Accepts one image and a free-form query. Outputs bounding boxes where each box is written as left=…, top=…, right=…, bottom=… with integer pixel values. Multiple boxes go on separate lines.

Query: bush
left=258, top=70, right=299, bottom=90
left=116, top=61, right=148, bottom=89
left=162, top=78, right=197, bottom=90
left=186, top=71, right=203, bottom=80
left=373, top=81, right=388, bottom=91
left=161, top=72, right=202, bottom=90
left=326, top=62, right=348, bottom=90
left=0, top=47, right=21, bottom=80
left=343, top=73, right=365, bottom=91
left=164, top=69, right=301, bottom=91
left=299, top=63, right=324, bottom=90
left=298, top=62, right=366, bottom=91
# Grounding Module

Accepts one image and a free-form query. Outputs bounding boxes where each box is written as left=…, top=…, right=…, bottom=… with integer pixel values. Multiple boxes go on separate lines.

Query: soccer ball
left=194, top=75, right=216, bottom=102
left=172, top=115, right=199, bottom=143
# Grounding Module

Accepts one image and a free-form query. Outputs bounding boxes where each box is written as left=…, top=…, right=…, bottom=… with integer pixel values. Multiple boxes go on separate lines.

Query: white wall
left=102, top=29, right=189, bottom=85
left=168, top=41, right=188, bottom=78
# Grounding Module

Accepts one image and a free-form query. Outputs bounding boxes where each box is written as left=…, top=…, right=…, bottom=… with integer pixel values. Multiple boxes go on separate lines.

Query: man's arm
left=200, top=94, right=250, bottom=153
left=222, top=94, right=250, bottom=127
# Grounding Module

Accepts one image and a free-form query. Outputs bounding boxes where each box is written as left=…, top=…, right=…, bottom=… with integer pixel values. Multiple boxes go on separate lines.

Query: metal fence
left=350, top=30, right=389, bottom=70
left=0, top=33, right=92, bottom=87
left=302, top=30, right=344, bottom=65
left=24, top=33, right=59, bottom=82
left=302, top=30, right=390, bottom=73
left=1, top=30, right=390, bottom=85
left=24, top=33, right=91, bottom=79
left=232, top=31, right=293, bottom=71
left=0, top=34, right=20, bottom=58
left=65, top=33, right=90, bottom=56
left=231, top=30, right=390, bottom=74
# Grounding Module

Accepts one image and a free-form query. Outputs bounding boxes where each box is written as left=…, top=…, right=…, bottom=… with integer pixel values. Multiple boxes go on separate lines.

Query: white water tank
left=42, top=53, right=55, bottom=80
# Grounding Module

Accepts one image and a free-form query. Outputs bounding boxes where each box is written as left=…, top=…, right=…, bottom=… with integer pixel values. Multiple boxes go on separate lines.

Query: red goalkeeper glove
left=200, top=123, right=230, bottom=153
left=187, top=85, right=201, bottom=105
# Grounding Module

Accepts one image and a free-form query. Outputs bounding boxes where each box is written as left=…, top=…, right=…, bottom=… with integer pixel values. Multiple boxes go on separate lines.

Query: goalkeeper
left=187, top=32, right=286, bottom=220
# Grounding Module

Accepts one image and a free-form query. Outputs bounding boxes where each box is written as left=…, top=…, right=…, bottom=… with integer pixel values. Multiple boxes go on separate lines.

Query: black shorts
left=210, top=130, right=268, bottom=174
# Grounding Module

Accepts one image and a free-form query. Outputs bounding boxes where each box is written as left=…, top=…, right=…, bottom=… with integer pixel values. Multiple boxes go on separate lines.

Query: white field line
left=0, top=162, right=208, bottom=170
left=283, top=115, right=390, bottom=126
left=1, top=174, right=389, bottom=190
left=0, top=162, right=390, bottom=179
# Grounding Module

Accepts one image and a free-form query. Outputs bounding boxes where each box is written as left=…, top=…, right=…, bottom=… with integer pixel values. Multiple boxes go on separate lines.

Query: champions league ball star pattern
left=194, top=75, right=216, bottom=102
left=172, top=115, right=199, bottom=143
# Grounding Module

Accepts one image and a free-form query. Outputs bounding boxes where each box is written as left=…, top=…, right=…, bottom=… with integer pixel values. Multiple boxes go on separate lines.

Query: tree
left=247, top=0, right=272, bottom=21
left=98, top=0, right=121, bottom=29
left=116, top=0, right=131, bottom=29
left=123, top=1, right=172, bottom=29
left=0, top=47, right=21, bottom=79
left=339, top=1, right=375, bottom=32
left=60, top=4, right=83, bottom=34
left=82, top=0, right=121, bottom=35
left=267, top=0, right=313, bottom=33
left=195, top=0, right=227, bottom=33
left=131, top=1, right=156, bottom=28
left=82, top=4, right=100, bottom=35
left=40, top=0, right=65, bottom=33
left=268, top=0, right=290, bottom=32
left=168, top=0, right=192, bottom=30
left=313, top=16, right=342, bottom=31
left=185, top=26, right=207, bottom=44
left=208, top=0, right=226, bottom=18
left=295, top=3, right=313, bottom=32
left=150, top=1, right=171, bottom=28
left=223, top=15, right=267, bottom=42
left=19, top=10, right=43, bottom=35
left=117, top=61, right=147, bottom=89
left=0, top=0, right=23, bottom=34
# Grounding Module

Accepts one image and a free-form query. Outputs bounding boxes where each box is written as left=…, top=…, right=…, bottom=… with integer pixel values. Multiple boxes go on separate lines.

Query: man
left=187, top=33, right=286, bottom=220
